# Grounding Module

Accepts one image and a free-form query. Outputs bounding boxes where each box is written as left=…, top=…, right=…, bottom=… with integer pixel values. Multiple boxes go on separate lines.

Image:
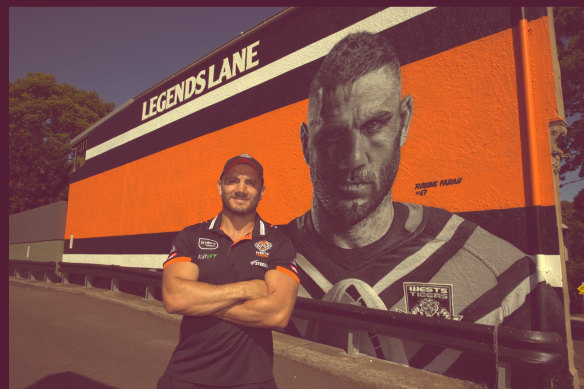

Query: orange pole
left=518, top=8, right=546, bottom=331
left=518, top=13, right=542, bottom=207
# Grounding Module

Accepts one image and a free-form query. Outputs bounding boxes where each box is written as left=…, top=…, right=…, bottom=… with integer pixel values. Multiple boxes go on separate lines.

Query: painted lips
left=335, top=182, right=371, bottom=197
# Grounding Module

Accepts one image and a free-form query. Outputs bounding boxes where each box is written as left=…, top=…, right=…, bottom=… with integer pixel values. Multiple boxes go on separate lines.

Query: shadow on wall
left=25, top=371, right=116, bottom=389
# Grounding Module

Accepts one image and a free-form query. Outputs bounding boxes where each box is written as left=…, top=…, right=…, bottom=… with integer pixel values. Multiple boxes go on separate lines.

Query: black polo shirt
left=162, top=213, right=298, bottom=386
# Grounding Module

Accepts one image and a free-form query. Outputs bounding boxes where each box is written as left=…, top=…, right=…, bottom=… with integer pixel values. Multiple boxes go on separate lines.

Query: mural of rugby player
left=282, top=32, right=566, bottom=385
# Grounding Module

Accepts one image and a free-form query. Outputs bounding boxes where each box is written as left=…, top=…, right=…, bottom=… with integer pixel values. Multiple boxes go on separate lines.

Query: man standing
left=159, top=154, right=299, bottom=389
left=283, top=32, right=564, bottom=385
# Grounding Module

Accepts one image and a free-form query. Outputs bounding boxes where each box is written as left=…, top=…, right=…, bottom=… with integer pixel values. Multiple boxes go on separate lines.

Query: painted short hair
left=309, top=32, right=402, bottom=99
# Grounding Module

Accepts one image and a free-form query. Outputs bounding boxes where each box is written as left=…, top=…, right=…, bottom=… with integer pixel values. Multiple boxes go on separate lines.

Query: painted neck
left=311, top=194, right=394, bottom=249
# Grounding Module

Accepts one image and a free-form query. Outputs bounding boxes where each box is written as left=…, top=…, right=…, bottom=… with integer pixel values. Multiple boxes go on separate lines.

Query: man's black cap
left=220, top=153, right=264, bottom=182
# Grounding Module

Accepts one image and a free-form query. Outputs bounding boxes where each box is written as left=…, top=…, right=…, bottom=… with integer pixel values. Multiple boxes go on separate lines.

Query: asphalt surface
left=10, top=278, right=580, bottom=389
left=10, top=280, right=374, bottom=389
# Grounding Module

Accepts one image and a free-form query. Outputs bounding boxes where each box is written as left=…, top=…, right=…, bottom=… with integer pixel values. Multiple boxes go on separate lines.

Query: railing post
left=111, top=278, right=120, bottom=293
left=62, top=272, right=70, bottom=284
left=85, top=274, right=93, bottom=288
left=347, top=330, right=360, bottom=358
left=347, top=301, right=361, bottom=358
left=497, top=362, right=511, bottom=389
left=145, top=284, right=155, bottom=300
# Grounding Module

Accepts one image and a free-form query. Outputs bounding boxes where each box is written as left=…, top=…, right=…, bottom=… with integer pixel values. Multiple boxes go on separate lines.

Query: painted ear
left=300, top=122, right=310, bottom=165
left=399, top=95, right=413, bottom=148
left=217, top=181, right=222, bottom=196
left=260, top=185, right=266, bottom=200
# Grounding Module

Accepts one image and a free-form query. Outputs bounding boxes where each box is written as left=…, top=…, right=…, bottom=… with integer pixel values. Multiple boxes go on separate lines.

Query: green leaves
left=562, top=192, right=584, bottom=313
left=554, top=7, right=584, bottom=179
left=9, top=72, right=114, bottom=214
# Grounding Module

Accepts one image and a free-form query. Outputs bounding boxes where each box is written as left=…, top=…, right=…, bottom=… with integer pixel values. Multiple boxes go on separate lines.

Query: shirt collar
left=207, top=212, right=267, bottom=238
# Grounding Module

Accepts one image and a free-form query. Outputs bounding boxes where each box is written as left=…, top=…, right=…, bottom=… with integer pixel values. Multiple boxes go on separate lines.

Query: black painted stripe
left=378, top=219, right=478, bottom=307
left=408, top=344, right=446, bottom=369
left=458, top=255, right=536, bottom=322
left=62, top=206, right=559, bottom=257
left=65, top=232, right=177, bottom=255
left=456, top=205, right=559, bottom=256
left=72, top=7, right=546, bottom=183
left=297, top=266, right=326, bottom=299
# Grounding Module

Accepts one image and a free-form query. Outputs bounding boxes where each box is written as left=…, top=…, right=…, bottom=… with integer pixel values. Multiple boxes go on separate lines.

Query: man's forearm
left=162, top=277, right=267, bottom=316
left=214, top=295, right=294, bottom=329
left=214, top=270, right=298, bottom=330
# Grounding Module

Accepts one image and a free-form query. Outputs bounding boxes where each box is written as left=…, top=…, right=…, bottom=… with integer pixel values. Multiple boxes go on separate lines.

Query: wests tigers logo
left=255, top=240, right=272, bottom=257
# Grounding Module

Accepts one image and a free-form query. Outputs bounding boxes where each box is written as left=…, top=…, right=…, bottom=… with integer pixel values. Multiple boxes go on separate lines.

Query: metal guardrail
left=8, top=260, right=571, bottom=387
left=9, top=260, right=58, bottom=283
left=58, top=262, right=162, bottom=300
left=293, top=297, right=565, bottom=372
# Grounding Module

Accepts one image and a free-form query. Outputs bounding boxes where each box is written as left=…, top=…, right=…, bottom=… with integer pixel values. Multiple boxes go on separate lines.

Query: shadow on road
left=25, top=371, right=116, bottom=389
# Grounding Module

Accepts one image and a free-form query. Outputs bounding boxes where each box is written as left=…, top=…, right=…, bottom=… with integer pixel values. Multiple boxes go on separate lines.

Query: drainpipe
left=518, top=7, right=547, bottom=331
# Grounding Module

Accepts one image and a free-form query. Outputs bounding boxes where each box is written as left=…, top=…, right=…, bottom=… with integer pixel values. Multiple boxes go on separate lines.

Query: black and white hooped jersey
left=283, top=202, right=564, bottom=384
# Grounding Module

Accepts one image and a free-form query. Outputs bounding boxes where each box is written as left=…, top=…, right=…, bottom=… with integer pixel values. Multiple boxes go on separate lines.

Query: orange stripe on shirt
left=163, top=256, right=192, bottom=269
left=276, top=266, right=300, bottom=284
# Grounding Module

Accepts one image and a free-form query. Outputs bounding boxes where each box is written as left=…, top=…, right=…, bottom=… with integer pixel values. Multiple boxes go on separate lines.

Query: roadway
left=10, top=278, right=580, bottom=388
left=9, top=280, right=373, bottom=389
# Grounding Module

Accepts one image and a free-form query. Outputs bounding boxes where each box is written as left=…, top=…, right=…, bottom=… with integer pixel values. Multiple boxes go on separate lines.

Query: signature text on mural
left=415, top=177, right=463, bottom=196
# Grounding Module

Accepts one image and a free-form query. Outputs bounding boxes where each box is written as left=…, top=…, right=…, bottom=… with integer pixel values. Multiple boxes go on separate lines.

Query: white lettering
left=232, top=48, right=246, bottom=77
left=141, top=101, right=151, bottom=120
left=175, top=81, right=185, bottom=105
left=208, top=64, right=220, bottom=88
left=166, top=87, right=176, bottom=109
left=184, top=76, right=196, bottom=100
left=156, top=91, right=167, bottom=112
left=148, top=96, right=158, bottom=118
left=195, top=70, right=206, bottom=94
left=246, top=41, right=260, bottom=69
left=218, top=57, right=232, bottom=84
left=139, top=42, right=260, bottom=121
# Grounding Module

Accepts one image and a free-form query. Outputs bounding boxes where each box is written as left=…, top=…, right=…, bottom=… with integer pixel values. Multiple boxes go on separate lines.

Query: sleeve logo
left=167, top=244, right=178, bottom=260
left=198, top=238, right=219, bottom=250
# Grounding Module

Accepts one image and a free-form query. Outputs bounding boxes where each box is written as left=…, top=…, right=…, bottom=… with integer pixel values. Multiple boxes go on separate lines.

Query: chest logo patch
left=400, top=282, right=462, bottom=321
left=198, top=238, right=218, bottom=250
left=254, top=240, right=272, bottom=258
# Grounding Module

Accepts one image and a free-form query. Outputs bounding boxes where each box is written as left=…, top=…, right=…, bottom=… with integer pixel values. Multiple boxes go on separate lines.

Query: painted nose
left=340, top=132, right=367, bottom=170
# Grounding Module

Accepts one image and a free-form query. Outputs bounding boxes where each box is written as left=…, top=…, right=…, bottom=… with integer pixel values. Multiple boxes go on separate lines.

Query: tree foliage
left=562, top=192, right=584, bottom=313
left=9, top=72, right=114, bottom=214
left=554, top=7, right=584, bottom=179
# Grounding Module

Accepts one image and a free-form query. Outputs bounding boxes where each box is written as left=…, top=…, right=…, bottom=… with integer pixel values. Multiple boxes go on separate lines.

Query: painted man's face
left=302, top=66, right=412, bottom=226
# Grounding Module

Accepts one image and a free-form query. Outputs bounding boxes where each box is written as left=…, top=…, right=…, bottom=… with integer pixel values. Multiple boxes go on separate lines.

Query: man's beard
left=221, top=192, right=260, bottom=216
left=311, top=150, right=399, bottom=228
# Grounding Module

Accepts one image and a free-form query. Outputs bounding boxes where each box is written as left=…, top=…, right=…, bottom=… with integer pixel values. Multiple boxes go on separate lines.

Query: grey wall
left=9, top=201, right=68, bottom=244
left=9, top=241, right=64, bottom=262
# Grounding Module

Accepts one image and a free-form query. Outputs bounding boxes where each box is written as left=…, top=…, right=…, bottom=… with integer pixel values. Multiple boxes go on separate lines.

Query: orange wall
left=394, top=18, right=557, bottom=210
left=65, top=18, right=558, bottom=240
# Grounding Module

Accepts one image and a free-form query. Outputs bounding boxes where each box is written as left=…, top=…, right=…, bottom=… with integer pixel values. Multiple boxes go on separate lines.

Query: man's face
left=218, top=164, right=264, bottom=216
left=302, top=66, right=412, bottom=226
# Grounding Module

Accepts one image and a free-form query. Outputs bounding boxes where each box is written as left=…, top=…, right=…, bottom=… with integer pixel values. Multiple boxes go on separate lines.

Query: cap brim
left=223, top=159, right=262, bottom=179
